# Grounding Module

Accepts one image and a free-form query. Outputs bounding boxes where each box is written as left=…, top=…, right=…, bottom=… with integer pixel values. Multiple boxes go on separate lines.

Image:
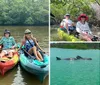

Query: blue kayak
left=19, top=51, right=49, bottom=82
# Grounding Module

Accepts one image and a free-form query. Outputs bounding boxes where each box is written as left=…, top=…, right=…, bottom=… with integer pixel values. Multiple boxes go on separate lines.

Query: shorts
left=68, top=26, right=75, bottom=31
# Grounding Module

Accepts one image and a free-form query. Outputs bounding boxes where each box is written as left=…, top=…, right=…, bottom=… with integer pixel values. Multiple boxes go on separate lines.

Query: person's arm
left=11, top=37, right=16, bottom=48
left=60, top=19, right=65, bottom=28
left=60, top=21, right=64, bottom=28
left=86, top=22, right=92, bottom=35
left=1, top=37, right=4, bottom=43
left=34, top=38, right=45, bottom=53
left=76, top=22, right=82, bottom=33
left=31, top=36, right=45, bottom=53
left=17, top=41, right=24, bottom=51
left=18, top=36, right=25, bottom=51
left=65, top=23, right=68, bottom=29
left=72, top=22, right=75, bottom=26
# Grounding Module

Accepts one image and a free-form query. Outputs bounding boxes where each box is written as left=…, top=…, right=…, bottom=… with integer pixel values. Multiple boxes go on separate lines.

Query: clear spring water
left=50, top=48, right=100, bottom=85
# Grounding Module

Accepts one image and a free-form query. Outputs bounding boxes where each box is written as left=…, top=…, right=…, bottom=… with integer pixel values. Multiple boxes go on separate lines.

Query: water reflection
left=11, top=65, right=26, bottom=85
left=0, top=65, right=49, bottom=85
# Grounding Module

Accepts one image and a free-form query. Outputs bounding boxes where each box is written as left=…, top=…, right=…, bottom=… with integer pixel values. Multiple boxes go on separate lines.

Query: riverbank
left=50, top=25, right=100, bottom=41
left=51, top=43, right=100, bottom=49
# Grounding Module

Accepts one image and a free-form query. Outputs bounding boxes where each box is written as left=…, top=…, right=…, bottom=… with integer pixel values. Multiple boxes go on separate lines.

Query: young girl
left=19, top=29, right=45, bottom=61
left=76, top=14, right=93, bottom=41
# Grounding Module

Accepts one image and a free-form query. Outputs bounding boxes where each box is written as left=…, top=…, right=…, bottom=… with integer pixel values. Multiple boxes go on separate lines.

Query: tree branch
left=95, top=0, right=100, bottom=6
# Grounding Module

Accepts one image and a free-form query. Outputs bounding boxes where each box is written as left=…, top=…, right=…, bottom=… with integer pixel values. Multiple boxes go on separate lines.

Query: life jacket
left=24, top=39, right=35, bottom=52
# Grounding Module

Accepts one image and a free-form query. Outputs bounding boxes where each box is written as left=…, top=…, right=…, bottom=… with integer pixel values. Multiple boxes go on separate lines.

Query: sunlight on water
left=11, top=66, right=26, bottom=85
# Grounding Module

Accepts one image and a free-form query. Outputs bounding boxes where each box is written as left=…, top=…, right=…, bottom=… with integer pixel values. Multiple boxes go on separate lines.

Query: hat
left=64, top=13, right=70, bottom=18
left=78, top=14, right=88, bottom=21
left=65, top=13, right=70, bottom=16
left=4, top=29, right=10, bottom=34
left=24, top=29, right=31, bottom=34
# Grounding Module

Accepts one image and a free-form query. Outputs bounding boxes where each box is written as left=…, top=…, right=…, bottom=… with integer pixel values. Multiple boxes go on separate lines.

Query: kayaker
left=0, top=29, right=16, bottom=49
left=18, top=29, right=45, bottom=61
left=76, top=14, right=93, bottom=41
left=60, top=13, right=75, bottom=34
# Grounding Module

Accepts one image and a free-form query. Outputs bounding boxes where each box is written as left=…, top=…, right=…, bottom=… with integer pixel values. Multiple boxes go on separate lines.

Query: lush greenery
left=51, top=0, right=100, bottom=24
left=57, top=28, right=81, bottom=41
left=51, top=43, right=100, bottom=49
left=0, top=0, right=48, bottom=25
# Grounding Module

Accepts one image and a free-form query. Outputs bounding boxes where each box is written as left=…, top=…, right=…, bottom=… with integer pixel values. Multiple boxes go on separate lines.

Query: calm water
left=50, top=48, right=100, bottom=85
left=0, top=26, right=49, bottom=85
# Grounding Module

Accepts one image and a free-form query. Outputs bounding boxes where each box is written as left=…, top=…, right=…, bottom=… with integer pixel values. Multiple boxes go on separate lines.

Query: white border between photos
left=50, top=41, right=100, bottom=44
left=49, top=0, right=50, bottom=85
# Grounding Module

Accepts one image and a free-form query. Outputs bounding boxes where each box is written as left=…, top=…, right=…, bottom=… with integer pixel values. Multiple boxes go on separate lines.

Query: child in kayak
left=60, top=14, right=75, bottom=34
left=1, top=30, right=16, bottom=49
left=76, top=14, right=93, bottom=41
left=19, top=29, right=45, bottom=61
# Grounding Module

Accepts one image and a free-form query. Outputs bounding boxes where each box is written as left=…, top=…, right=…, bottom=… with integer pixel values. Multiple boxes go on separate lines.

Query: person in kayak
left=0, top=30, right=16, bottom=49
left=0, top=30, right=16, bottom=58
left=19, top=29, right=45, bottom=61
left=76, top=14, right=93, bottom=41
left=60, top=13, right=75, bottom=34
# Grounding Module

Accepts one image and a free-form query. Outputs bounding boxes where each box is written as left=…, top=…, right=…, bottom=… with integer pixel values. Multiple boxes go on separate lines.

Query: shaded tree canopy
left=0, top=0, right=49, bottom=25
left=51, top=0, right=100, bottom=25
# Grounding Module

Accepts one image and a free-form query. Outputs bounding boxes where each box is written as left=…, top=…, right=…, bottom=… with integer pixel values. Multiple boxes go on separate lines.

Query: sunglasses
left=81, top=16, right=86, bottom=18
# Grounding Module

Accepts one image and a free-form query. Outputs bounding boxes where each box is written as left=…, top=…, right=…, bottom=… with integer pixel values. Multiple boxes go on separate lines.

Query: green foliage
left=0, top=0, right=49, bottom=25
left=51, top=43, right=100, bottom=49
left=51, top=0, right=97, bottom=23
left=57, top=28, right=81, bottom=41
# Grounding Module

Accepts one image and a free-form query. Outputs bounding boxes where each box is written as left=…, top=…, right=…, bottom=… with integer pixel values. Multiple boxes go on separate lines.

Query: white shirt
left=60, top=19, right=73, bottom=28
left=76, top=21, right=92, bottom=34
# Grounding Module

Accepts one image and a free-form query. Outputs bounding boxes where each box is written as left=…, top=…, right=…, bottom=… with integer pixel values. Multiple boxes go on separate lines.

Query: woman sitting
left=60, top=14, right=75, bottom=34
left=19, top=29, right=45, bottom=61
left=76, top=14, right=93, bottom=41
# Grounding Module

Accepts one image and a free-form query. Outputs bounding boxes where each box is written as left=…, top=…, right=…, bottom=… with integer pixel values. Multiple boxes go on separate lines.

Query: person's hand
left=82, top=31, right=88, bottom=36
left=42, top=50, right=46, bottom=54
left=31, top=34, right=34, bottom=39
left=11, top=46, right=15, bottom=49
left=89, top=32, right=93, bottom=36
left=17, top=48, right=20, bottom=51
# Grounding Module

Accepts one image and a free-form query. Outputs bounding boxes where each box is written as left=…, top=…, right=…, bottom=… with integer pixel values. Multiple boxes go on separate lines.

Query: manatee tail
left=56, top=57, right=61, bottom=60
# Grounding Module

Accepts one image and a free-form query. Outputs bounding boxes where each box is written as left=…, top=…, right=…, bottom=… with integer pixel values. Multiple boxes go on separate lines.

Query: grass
left=51, top=43, right=100, bottom=49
